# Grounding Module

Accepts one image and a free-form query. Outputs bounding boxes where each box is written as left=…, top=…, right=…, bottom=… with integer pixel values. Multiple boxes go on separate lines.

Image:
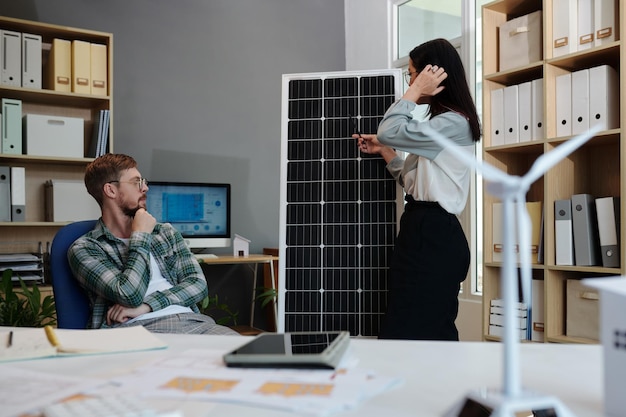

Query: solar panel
left=278, top=70, right=403, bottom=337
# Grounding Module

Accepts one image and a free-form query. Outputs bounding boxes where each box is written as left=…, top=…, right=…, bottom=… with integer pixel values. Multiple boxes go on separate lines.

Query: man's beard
left=122, top=205, right=140, bottom=218
left=120, top=197, right=146, bottom=218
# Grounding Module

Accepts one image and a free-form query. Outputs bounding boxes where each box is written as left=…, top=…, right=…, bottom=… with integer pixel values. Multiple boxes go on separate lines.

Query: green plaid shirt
left=68, top=219, right=207, bottom=329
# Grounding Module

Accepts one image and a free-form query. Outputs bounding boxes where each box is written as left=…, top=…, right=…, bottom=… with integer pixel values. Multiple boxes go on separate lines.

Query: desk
left=196, top=255, right=278, bottom=332
left=2, top=334, right=604, bottom=417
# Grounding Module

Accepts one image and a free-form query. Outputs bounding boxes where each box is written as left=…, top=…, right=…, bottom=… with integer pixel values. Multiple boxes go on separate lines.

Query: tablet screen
left=230, top=332, right=341, bottom=355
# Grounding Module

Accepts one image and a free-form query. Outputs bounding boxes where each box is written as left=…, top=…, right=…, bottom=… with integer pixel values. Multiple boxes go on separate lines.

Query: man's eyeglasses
left=403, top=70, right=418, bottom=84
left=108, top=178, right=148, bottom=190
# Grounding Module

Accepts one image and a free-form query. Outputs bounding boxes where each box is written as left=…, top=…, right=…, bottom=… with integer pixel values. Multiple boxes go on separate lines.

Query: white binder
left=555, top=199, right=574, bottom=266
left=0, top=30, right=21, bottom=86
left=571, top=69, right=589, bottom=135
left=21, top=33, right=42, bottom=89
left=595, top=0, right=617, bottom=47
left=1, top=98, right=22, bottom=155
left=490, top=88, right=505, bottom=146
left=518, top=81, right=531, bottom=143
left=577, top=0, right=594, bottom=51
left=589, top=65, right=619, bottom=131
left=555, top=73, right=572, bottom=137
left=552, top=0, right=577, bottom=57
left=531, top=279, right=545, bottom=342
left=531, top=79, right=544, bottom=140
left=0, top=165, right=10, bottom=222
left=10, top=166, right=25, bottom=222
left=595, top=196, right=620, bottom=268
left=571, top=193, right=601, bottom=266
left=503, top=84, right=519, bottom=144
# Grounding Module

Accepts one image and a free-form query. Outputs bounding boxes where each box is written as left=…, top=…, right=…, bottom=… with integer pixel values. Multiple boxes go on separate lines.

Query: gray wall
left=1, top=0, right=346, bottom=254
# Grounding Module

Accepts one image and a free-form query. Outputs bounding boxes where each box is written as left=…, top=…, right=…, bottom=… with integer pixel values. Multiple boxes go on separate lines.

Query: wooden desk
left=196, top=254, right=278, bottom=332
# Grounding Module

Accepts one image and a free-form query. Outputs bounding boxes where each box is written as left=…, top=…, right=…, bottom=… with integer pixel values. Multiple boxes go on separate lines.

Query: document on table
left=0, top=366, right=103, bottom=417
left=107, top=348, right=403, bottom=416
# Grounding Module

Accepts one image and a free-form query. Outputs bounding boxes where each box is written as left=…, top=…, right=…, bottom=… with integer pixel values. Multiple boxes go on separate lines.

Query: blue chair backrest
left=49, top=220, right=97, bottom=329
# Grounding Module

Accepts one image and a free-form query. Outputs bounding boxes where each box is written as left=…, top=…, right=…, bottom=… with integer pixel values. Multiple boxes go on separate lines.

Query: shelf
left=481, top=0, right=623, bottom=344
left=0, top=154, right=95, bottom=165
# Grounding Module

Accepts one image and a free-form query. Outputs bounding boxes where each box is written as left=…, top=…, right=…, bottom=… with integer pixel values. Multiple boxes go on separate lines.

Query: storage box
left=23, top=114, right=84, bottom=158
left=566, top=278, right=599, bottom=340
left=582, top=277, right=626, bottom=417
left=44, top=180, right=100, bottom=222
left=499, top=10, right=542, bottom=71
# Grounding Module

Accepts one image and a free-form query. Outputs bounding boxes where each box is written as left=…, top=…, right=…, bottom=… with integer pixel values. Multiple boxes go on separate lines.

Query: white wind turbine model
left=427, top=124, right=602, bottom=417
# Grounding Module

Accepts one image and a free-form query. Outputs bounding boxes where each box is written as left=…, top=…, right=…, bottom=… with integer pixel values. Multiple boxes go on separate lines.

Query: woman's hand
left=353, top=133, right=398, bottom=163
left=354, top=133, right=384, bottom=155
left=403, top=64, right=447, bottom=104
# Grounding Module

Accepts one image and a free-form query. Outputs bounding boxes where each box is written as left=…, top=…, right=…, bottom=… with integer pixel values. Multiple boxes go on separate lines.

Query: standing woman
left=355, top=38, right=481, bottom=340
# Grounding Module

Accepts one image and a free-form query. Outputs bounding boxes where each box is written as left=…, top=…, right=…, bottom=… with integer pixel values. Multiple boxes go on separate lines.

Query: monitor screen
left=146, top=181, right=231, bottom=250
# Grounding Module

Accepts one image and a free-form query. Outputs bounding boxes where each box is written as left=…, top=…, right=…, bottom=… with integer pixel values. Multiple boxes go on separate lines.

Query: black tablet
left=223, top=331, right=350, bottom=369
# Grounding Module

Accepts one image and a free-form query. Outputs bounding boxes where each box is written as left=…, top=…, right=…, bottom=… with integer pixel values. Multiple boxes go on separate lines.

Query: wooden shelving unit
left=481, top=0, right=623, bottom=343
left=0, top=16, right=113, bottom=279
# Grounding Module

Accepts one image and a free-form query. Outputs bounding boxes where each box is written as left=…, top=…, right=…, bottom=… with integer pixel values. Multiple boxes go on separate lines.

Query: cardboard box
left=44, top=180, right=100, bottom=222
left=499, top=10, right=543, bottom=71
left=566, top=278, right=599, bottom=340
left=23, top=114, right=84, bottom=158
left=582, top=277, right=626, bottom=417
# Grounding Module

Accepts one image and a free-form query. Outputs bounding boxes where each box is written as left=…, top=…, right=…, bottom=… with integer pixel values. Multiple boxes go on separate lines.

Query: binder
left=595, top=196, right=620, bottom=268
left=577, top=0, right=594, bottom=51
left=589, top=65, right=619, bottom=131
left=571, top=69, right=589, bottom=135
left=0, top=165, right=10, bottom=222
left=552, top=0, right=577, bottom=57
left=503, top=84, right=518, bottom=144
left=531, top=279, right=545, bottom=342
left=571, top=193, right=601, bottom=266
left=531, top=79, right=544, bottom=140
left=71, top=40, right=91, bottom=94
left=594, top=0, right=617, bottom=47
left=0, top=30, right=21, bottom=86
left=555, top=73, right=572, bottom=137
left=90, top=43, right=107, bottom=96
left=47, top=38, right=71, bottom=92
left=492, top=202, right=505, bottom=263
left=490, top=88, right=504, bottom=146
left=10, top=166, right=25, bottom=222
left=555, top=199, right=574, bottom=266
left=518, top=81, right=531, bottom=143
left=21, top=33, right=42, bottom=89
left=1, top=98, right=22, bottom=155
left=99, top=110, right=110, bottom=156
left=88, top=110, right=104, bottom=158
left=526, top=201, right=543, bottom=264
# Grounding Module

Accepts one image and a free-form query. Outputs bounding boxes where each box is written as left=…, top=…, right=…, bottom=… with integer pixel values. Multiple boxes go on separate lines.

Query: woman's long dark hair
left=409, top=38, right=481, bottom=142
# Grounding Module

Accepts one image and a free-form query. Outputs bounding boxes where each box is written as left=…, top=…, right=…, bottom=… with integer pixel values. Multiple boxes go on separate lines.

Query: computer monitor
left=146, top=181, right=231, bottom=251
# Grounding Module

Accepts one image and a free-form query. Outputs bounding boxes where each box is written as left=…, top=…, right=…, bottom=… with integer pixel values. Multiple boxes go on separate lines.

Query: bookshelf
left=481, top=0, right=623, bottom=343
left=0, top=16, right=113, bottom=285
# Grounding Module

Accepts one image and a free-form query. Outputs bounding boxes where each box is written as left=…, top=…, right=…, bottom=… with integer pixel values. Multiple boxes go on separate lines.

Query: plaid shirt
left=68, top=219, right=207, bottom=329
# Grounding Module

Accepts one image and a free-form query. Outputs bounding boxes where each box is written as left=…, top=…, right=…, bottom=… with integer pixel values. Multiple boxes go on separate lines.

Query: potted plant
left=0, top=269, right=57, bottom=327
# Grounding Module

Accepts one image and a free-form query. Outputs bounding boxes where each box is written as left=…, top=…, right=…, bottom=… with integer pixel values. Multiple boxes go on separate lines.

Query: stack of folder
left=490, top=79, right=543, bottom=146
left=0, top=165, right=25, bottom=222
left=87, top=109, right=110, bottom=157
left=555, top=194, right=619, bottom=268
left=0, top=242, right=45, bottom=284
left=0, top=30, right=42, bottom=89
left=488, top=299, right=529, bottom=340
left=47, top=38, right=108, bottom=96
left=552, top=0, right=617, bottom=58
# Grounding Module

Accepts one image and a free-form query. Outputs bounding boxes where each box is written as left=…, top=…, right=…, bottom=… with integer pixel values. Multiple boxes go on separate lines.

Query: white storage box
left=582, top=277, right=626, bottom=417
left=23, top=114, right=84, bottom=158
left=44, top=179, right=100, bottom=222
left=499, top=10, right=542, bottom=71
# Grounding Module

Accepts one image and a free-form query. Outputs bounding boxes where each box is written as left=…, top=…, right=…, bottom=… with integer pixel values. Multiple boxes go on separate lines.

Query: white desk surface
left=2, top=334, right=604, bottom=417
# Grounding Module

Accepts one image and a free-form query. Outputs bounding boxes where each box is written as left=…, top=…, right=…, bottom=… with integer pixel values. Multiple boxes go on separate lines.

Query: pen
left=7, top=331, right=12, bottom=348
left=348, top=113, right=362, bottom=139
left=44, top=325, right=60, bottom=347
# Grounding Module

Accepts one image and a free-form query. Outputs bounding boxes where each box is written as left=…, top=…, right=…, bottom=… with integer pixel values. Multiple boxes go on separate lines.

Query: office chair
left=49, top=220, right=97, bottom=329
